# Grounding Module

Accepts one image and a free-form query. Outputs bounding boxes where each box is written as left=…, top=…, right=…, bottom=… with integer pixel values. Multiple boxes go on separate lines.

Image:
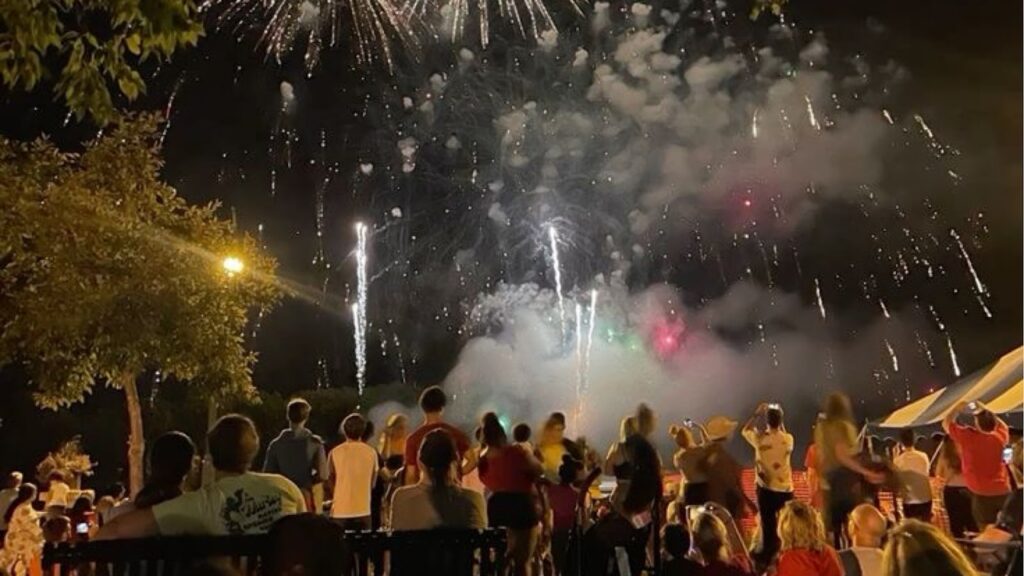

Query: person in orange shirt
left=942, top=400, right=1011, bottom=528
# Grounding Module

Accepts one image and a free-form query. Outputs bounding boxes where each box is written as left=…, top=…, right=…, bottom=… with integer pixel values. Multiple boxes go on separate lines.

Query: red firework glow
left=651, top=319, right=685, bottom=358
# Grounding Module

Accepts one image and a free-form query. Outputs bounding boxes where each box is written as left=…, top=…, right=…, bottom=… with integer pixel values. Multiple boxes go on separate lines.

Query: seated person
left=98, top=414, right=305, bottom=538
left=661, top=523, right=701, bottom=576
left=390, top=429, right=486, bottom=530
left=839, top=504, right=886, bottom=576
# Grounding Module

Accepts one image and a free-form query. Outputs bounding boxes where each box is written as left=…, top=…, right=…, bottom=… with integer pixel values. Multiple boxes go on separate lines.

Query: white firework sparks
left=201, top=0, right=418, bottom=72
left=354, top=222, right=369, bottom=395
left=814, top=277, right=827, bottom=319
left=945, top=332, right=961, bottom=377
left=548, top=225, right=567, bottom=340
left=407, top=0, right=583, bottom=49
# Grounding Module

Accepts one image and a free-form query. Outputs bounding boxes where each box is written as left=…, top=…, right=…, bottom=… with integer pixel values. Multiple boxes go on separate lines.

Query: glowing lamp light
left=222, top=256, right=245, bottom=276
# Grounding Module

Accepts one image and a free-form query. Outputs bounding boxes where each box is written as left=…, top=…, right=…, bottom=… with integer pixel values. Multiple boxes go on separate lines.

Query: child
left=661, top=523, right=701, bottom=576
left=513, top=423, right=534, bottom=455
left=547, top=456, right=584, bottom=574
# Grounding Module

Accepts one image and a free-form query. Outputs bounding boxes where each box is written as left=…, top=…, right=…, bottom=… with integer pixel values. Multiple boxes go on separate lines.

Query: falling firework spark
left=915, top=331, right=936, bottom=368
left=804, top=95, right=821, bottom=130
left=884, top=339, right=899, bottom=372
left=548, top=225, right=567, bottom=340
left=878, top=299, right=890, bottom=319
left=950, top=228, right=988, bottom=295
left=945, top=332, right=961, bottom=377
left=354, top=222, right=369, bottom=395
left=751, top=108, right=760, bottom=138
left=814, top=277, right=827, bottom=319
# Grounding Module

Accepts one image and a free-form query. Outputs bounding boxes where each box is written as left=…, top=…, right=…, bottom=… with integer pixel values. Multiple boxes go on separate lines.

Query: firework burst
left=201, top=0, right=419, bottom=72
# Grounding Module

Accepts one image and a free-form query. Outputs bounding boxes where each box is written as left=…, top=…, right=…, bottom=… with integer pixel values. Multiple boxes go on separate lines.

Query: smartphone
left=967, top=401, right=979, bottom=412
left=767, top=403, right=781, bottom=410
left=1003, top=447, right=1013, bottom=464
left=683, top=418, right=695, bottom=427
left=76, top=522, right=89, bottom=535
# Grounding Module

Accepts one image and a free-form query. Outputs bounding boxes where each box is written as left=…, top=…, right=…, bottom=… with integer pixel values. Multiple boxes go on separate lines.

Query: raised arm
left=943, top=401, right=966, bottom=434
left=743, top=403, right=766, bottom=434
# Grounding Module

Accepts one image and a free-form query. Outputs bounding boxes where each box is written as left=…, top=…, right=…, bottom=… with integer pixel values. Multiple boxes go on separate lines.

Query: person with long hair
left=582, top=405, right=664, bottom=576
left=815, top=393, right=885, bottom=546
left=775, top=501, right=842, bottom=576
left=691, top=511, right=754, bottom=576
left=933, top=435, right=976, bottom=537
left=604, top=416, right=638, bottom=513
left=108, top=431, right=198, bottom=522
left=0, top=483, right=42, bottom=576
left=390, top=429, right=486, bottom=530
left=673, top=422, right=712, bottom=506
left=378, top=414, right=408, bottom=470
left=881, top=519, right=979, bottom=576
left=537, top=412, right=582, bottom=482
left=478, top=412, right=545, bottom=576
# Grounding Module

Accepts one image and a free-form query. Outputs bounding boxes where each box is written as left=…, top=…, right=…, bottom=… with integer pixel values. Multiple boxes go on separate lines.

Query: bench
left=43, top=527, right=507, bottom=576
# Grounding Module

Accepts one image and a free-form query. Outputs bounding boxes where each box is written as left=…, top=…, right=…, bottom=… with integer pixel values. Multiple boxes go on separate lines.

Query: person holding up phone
left=742, top=402, right=794, bottom=565
left=942, top=400, right=1012, bottom=527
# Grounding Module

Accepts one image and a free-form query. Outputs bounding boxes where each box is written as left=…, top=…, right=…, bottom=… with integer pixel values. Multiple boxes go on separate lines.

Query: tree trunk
left=121, top=372, right=145, bottom=496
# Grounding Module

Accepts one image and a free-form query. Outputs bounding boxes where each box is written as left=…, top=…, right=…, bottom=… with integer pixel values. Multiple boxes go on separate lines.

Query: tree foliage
left=0, top=0, right=203, bottom=125
left=0, top=113, right=279, bottom=409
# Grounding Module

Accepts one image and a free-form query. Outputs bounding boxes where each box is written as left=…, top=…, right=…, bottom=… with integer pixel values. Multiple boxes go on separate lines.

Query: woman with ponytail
left=389, top=429, right=486, bottom=530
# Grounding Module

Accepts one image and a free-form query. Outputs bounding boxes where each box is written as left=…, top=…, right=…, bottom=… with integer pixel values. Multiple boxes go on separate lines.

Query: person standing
left=838, top=503, right=886, bottom=576
left=815, top=393, right=885, bottom=547
left=263, top=398, right=329, bottom=513
left=604, top=416, right=638, bottom=514
left=892, top=429, right=932, bottom=522
left=933, top=435, right=976, bottom=537
left=672, top=421, right=712, bottom=506
left=0, top=484, right=41, bottom=576
left=704, top=416, right=752, bottom=522
left=403, top=387, right=472, bottom=485
left=377, top=413, right=408, bottom=471
left=942, top=400, right=1011, bottom=527
left=742, top=402, right=795, bottom=564
left=328, top=414, right=379, bottom=530
left=478, top=412, right=545, bottom=576
left=0, top=472, right=23, bottom=539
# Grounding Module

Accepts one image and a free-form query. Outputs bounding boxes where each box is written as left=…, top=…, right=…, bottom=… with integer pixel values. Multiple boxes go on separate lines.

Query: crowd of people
left=0, top=388, right=1021, bottom=576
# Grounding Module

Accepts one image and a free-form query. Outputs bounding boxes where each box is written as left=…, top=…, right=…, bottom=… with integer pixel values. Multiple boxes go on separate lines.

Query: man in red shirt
left=942, top=400, right=1011, bottom=527
left=403, top=386, right=473, bottom=485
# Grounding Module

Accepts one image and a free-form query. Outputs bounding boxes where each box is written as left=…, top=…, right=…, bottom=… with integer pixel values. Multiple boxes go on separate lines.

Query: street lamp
left=222, top=256, right=244, bottom=276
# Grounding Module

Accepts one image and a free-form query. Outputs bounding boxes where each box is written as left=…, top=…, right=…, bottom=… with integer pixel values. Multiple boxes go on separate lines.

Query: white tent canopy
left=877, top=346, right=1023, bottom=428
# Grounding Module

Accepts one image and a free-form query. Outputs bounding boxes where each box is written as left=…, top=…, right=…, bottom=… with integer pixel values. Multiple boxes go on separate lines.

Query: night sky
left=0, top=0, right=1020, bottom=477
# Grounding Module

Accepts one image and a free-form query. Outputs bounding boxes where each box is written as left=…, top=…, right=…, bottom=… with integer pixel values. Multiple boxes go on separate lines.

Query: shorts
left=487, top=491, right=539, bottom=529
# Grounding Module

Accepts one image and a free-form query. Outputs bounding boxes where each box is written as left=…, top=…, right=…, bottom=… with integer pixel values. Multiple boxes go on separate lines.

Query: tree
left=0, top=114, right=279, bottom=493
left=0, top=0, right=203, bottom=125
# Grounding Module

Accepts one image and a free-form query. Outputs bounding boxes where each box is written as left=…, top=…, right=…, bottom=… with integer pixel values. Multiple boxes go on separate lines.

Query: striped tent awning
left=877, top=346, right=1023, bottom=428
